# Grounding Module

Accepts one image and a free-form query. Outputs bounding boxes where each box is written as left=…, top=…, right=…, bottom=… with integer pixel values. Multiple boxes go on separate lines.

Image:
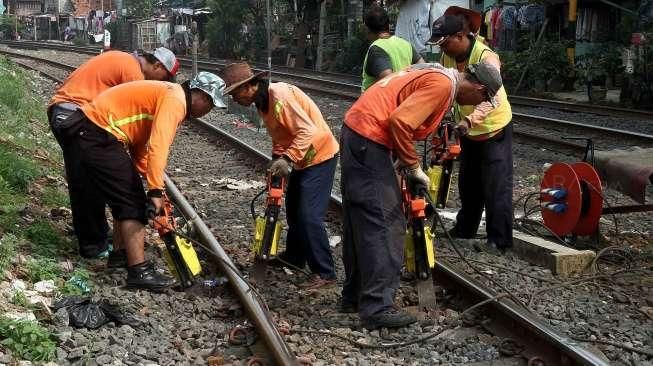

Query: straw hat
left=444, top=6, right=482, bottom=34
left=221, top=62, right=267, bottom=95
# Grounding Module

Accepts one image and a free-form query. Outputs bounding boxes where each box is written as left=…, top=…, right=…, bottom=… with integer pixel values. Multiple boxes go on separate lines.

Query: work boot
left=106, top=250, right=127, bottom=269
left=126, top=261, right=175, bottom=290
left=361, top=309, right=417, bottom=330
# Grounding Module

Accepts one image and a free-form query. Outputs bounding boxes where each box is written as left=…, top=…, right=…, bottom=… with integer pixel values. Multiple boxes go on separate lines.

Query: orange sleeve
left=275, top=98, right=318, bottom=163
left=121, top=66, right=145, bottom=83
left=389, top=74, right=452, bottom=166
left=130, top=144, right=148, bottom=176
left=145, top=97, right=186, bottom=189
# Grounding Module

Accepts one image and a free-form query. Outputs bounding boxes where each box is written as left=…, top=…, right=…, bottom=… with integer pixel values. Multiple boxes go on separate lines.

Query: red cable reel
left=540, top=162, right=603, bottom=236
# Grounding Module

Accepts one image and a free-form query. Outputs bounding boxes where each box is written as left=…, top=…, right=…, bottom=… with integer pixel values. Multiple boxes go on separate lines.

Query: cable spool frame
left=540, top=162, right=603, bottom=237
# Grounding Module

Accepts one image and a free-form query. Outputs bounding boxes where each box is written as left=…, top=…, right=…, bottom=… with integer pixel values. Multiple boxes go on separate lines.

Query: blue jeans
left=281, top=156, right=338, bottom=280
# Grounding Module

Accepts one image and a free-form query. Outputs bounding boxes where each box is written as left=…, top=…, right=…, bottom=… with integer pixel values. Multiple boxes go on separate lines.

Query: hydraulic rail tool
left=250, top=173, right=285, bottom=283
left=147, top=193, right=202, bottom=289
left=426, top=122, right=461, bottom=209
left=403, top=122, right=461, bottom=312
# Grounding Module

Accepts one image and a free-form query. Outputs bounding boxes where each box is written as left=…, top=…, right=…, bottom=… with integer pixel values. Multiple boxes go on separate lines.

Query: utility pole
left=566, top=0, right=577, bottom=69
left=316, top=0, right=326, bottom=71
left=191, top=20, right=198, bottom=77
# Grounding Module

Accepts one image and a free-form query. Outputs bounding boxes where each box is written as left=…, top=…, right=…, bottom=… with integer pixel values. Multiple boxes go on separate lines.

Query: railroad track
left=8, top=42, right=620, bottom=366
left=2, top=40, right=652, bottom=120
left=2, top=41, right=651, bottom=156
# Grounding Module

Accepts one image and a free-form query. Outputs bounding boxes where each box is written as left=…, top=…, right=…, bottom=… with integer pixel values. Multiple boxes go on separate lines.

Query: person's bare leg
left=119, top=219, right=145, bottom=265
left=112, top=219, right=123, bottom=251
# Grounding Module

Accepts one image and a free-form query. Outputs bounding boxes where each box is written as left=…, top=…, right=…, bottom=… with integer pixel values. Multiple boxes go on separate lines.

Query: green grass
left=0, top=317, right=56, bottom=361
left=0, top=233, right=19, bottom=279
left=40, top=186, right=69, bottom=207
left=11, top=290, right=29, bottom=307
left=25, top=221, right=69, bottom=257
left=25, top=257, right=62, bottom=283
left=0, top=145, right=39, bottom=193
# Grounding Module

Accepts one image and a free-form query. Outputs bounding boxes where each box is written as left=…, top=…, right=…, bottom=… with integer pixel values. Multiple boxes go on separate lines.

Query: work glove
left=454, top=119, right=471, bottom=137
left=404, top=164, right=430, bottom=194
left=268, top=156, right=292, bottom=177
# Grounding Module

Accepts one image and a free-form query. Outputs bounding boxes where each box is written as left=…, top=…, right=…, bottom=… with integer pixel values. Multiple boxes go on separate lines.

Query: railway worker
left=432, top=7, right=514, bottom=252
left=221, top=62, right=339, bottom=290
left=361, top=5, right=423, bottom=91
left=340, top=60, right=503, bottom=330
left=56, top=72, right=226, bottom=290
left=48, top=47, right=179, bottom=261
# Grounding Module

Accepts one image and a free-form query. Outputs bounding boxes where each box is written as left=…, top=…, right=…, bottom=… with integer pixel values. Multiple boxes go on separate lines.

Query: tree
left=205, top=0, right=258, bottom=59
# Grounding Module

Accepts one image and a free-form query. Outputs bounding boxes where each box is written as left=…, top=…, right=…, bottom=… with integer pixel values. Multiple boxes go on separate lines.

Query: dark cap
left=465, top=60, right=503, bottom=97
left=429, top=15, right=464, bottom=45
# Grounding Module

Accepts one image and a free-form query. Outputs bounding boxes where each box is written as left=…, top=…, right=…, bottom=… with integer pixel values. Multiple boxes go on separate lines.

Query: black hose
left=250, top=187, right=267, bottom=220
left=420, top=189, right=531, bottom=310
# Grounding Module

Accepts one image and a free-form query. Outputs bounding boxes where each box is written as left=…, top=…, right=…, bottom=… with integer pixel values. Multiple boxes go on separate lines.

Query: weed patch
left=41, top=186, right=69, bottom=207
left=25, top=220, right=70, bottom=257
left=0, top=145, right=39, bottom=193
left=25, top=257, right=62, bottom=283
left=0, top=317, right=56, bottom=361
left=0, top=233, right=19, bottom=278
left=11, top=290, right=29, bottom=307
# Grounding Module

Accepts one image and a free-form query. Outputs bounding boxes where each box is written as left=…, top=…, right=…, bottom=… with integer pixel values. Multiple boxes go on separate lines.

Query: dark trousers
left=282, top=156, right=337, bottom=280
left=454, top=122, right=514, bottom=247
left=49, top=105, right=109, bottom=256
left=340, top=125, right=405, bottom=319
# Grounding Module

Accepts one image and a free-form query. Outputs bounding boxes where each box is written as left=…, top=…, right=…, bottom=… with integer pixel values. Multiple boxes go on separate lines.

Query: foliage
left=0, top=146, right=39, bottom=193
left=496, top=50, right=525, bottom=90
left=124, top=0, right=157, bottom=18
left=530, top=40, right=572, bottom=88
left=41, top=186, right=70, bottom=208
left=334, top=24, right=369, bottom=75
left=0, top=16, right=26, bottom=39
left=26, top=221, right=70, bottom=257
left=72, top=35, right=89, bottom=46
left=26, top=257, right=62, bottom=283
left=0, top=317, right=56, bottom=361
left=11, top=290, right=29, bottom=307
left=575, top=44, right=624, bottom=86
left=499, top=39, right=571, bottom=92
left=0, top=234, right=19, bottom=278
left=205, top=0, right=254, bottom=59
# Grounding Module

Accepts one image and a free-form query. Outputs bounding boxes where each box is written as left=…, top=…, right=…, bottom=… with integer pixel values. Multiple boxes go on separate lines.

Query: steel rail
left=191, top=119, right=609, bottom=366
left=164, top=173, right=296, bottom=366
left=4, top=40, right=651, bottom=123
left=12, top=53, right=610, bottom=365
left=6, top=53, right=298, bottom=366
left=509, top=95, right=653, bottom=121
left=513, top=113, right=653, bottom=142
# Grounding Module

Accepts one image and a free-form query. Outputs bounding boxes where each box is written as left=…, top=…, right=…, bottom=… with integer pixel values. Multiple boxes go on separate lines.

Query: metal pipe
left=163, top=174, right=297, bottom=366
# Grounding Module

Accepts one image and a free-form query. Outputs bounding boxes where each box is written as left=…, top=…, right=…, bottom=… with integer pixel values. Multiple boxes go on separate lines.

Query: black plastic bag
left=52, top=296, right=142, bottom=329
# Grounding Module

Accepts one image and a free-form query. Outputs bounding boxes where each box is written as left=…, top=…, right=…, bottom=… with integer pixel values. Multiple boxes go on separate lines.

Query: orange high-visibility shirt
left=259, top=82, right=339, bottom=169
left=344, top=69, right=454, bottom=166
left=81, top=81, right=187, bottom=190
left=50, top=51, right=144, bottom=107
